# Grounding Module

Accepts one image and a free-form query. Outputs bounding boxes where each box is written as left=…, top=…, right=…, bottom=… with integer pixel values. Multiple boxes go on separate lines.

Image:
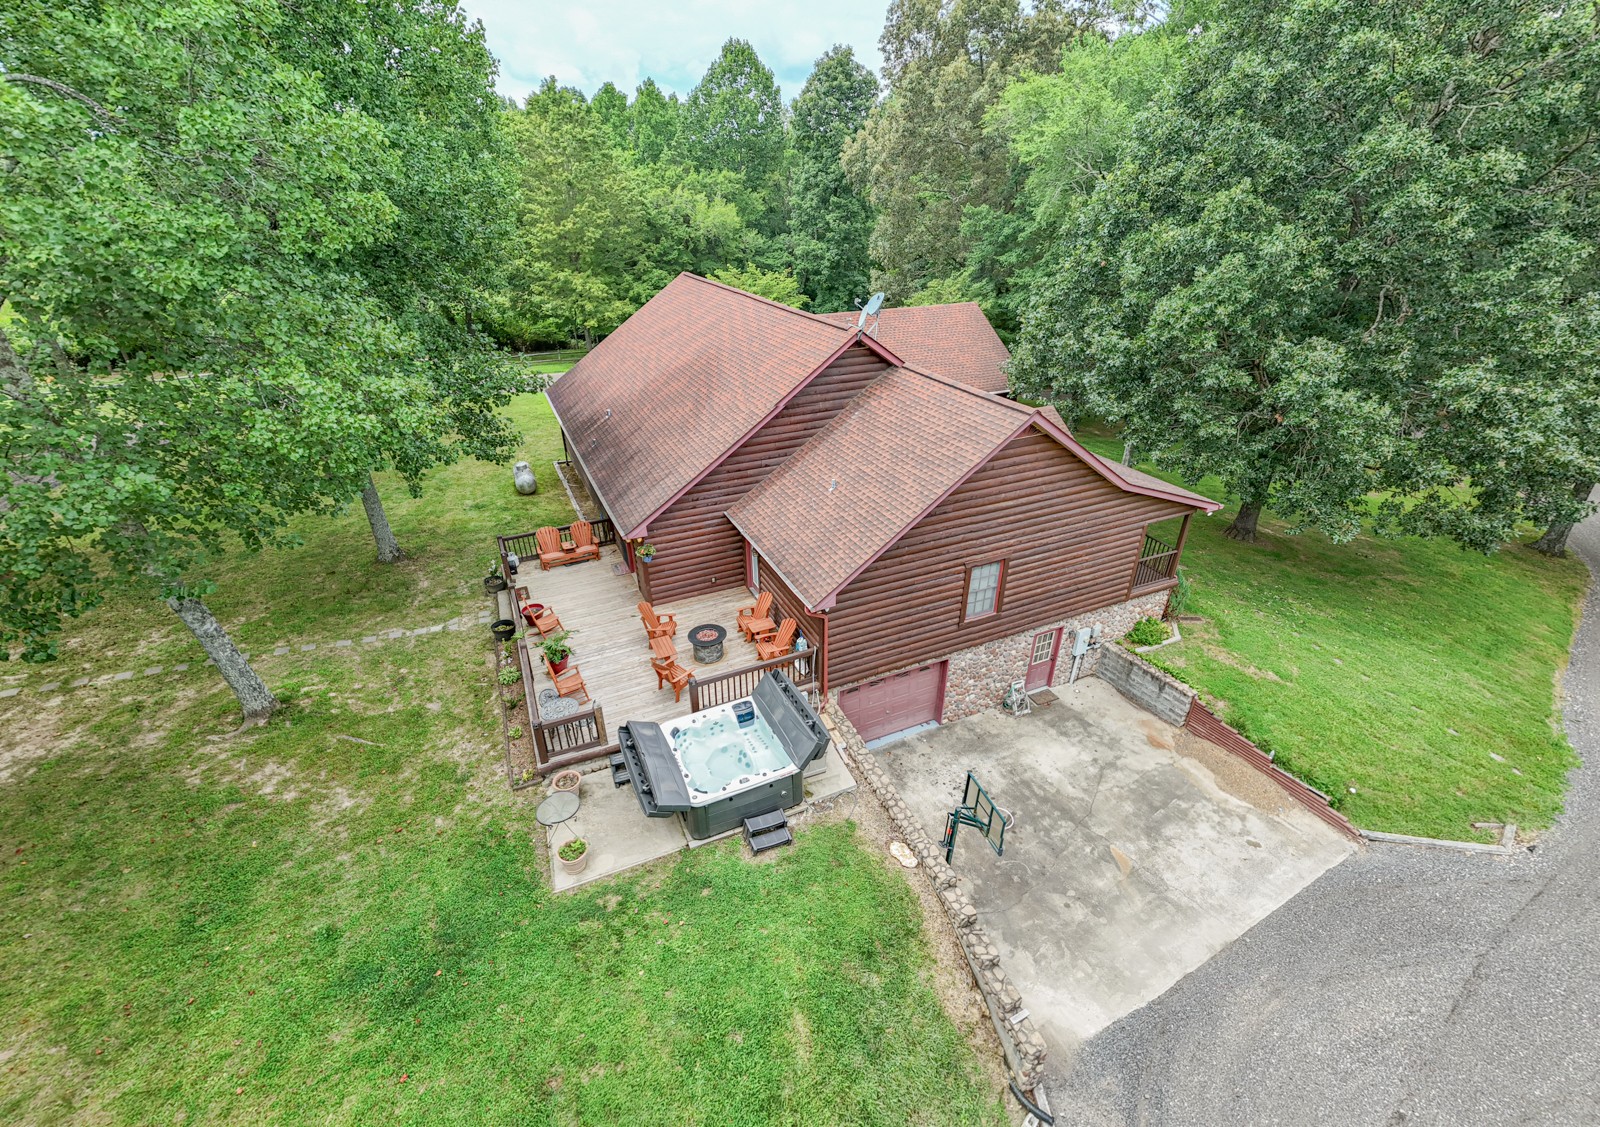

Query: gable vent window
left=963, top=561, right=1005, bottom=621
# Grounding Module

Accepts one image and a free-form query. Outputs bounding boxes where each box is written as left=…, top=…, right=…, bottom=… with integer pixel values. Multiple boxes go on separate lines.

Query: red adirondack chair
left=756, top=618, right=797, bottom=661
left=737, top=591, right=775, bottom=641
left=568, top=520, right=602, bottom=564
left=520, top=601, right=562, bottom=636
left=658, top=660, right=693, bottom=702
left=638, top=601, right=677, bottom=639
left=543, top=654, right=589, bottom=703
left=535, top=526, right=578, bottom=570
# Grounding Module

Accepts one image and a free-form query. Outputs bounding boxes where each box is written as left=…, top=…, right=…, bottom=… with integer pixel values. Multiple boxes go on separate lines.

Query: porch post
left=1172, top=512, right=1193, bottom=575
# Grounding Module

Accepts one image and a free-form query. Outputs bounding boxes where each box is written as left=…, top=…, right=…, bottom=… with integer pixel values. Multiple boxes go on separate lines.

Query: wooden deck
left=511, top=544, right=762, bottom=730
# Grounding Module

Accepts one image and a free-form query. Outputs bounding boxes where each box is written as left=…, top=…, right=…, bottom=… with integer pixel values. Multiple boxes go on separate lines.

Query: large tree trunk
left=1121, top=440, right=1136, bottom=466
left=1533, top=482, right=1597, bottom=557
left=167, top=597, right=278, bottom=721
left=360, top=474, right=403, bottom=564
left=1224, top=499, right=1266, bottom=542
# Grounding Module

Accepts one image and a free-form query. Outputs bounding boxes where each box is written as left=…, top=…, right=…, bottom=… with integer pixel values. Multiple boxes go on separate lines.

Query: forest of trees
left=3, top=0, right=1598, bottom=718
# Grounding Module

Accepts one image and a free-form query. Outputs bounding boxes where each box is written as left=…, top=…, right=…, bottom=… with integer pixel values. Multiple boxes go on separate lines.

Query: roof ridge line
left=678, top=272, right=849, bottom=332
left=892, top=362, right=1027, bottom=413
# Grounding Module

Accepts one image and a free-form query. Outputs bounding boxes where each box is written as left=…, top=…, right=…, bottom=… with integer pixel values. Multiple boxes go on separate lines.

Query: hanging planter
left=636, top=541, right=657, bottom=564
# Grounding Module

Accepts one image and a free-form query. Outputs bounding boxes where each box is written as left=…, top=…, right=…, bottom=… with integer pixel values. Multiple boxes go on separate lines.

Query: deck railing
left=1132, top=533, right=1180, bottom=590
left=533, top=702, right=608, bottom=767
left=498, top=518, right=616, bottom=579
left=688, top=650, right=817, bottom=713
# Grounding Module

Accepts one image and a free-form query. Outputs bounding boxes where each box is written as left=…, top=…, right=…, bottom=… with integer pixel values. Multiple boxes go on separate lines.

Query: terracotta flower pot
left=550, top=769, right=581, bottom=797
left=557, top=840, right=588, bottom=874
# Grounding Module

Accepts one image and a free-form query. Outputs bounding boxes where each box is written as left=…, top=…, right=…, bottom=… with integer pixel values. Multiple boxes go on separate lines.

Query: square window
left=965, top=561, right=1003, bottom=620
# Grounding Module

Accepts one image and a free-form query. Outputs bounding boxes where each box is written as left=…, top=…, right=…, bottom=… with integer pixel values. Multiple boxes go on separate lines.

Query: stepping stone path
left=0, top=607, right=498, bottom=701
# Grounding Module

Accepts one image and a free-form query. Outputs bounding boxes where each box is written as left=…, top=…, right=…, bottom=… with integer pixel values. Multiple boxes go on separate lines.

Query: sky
left=456, top=0, right=890, bottom=104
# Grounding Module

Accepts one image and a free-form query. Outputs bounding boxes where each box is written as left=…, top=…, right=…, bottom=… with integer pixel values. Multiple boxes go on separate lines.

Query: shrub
left=1126, top=617, right=1169, bottom=648
left=1167, top=567, right=1192, bottom=618
left=497, top=666, right=520, bottom=686
left=558, top=838, right=587, bottom=861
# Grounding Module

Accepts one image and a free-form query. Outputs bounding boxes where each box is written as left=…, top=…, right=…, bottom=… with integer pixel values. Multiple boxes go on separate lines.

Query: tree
left=282, top=0, right=522, bottom=564
left=629, top=78, right=680, bottom=163
left=503, top=79, right=646, bottom=343
left=674, top=39, right=786, bottom=231
left=0, top=0, right=495, bottom=719
left=1011, top=0, right=1600, bottom=547
left=789, top=46, right=878, bottom=313
left=710, top=266, right=810, bottom=309
left=590, top=80, right=630, bottom=150
left=844, top=0, right=1101, bottom=300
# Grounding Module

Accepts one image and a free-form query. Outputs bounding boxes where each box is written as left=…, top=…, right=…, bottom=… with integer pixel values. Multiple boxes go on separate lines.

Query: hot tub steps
left=609, top=752, right=632, bottom=789
left=743, top=808, right=793, bottom=854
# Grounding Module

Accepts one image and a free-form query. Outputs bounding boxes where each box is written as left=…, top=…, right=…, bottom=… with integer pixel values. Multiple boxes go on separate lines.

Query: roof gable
left=546, top=274, right=852, bottom=534
left=814, top=303, right=1011, bottom=394
left=728, top=367, right=1219, bottom=609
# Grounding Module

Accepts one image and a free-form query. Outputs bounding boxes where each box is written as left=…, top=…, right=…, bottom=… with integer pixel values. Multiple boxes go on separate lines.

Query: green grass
left=0, top=639, right=1000, bottom=1124
left=1076, top=430, right=1589, bottom=841
left=0, top=389, right=1003, bottom=1123
left=6, top=394, right=578, bottom=682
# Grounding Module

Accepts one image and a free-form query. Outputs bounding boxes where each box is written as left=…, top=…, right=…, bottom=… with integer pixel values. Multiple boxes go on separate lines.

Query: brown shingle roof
left=546, top=273, right=852, bottom=535
left=728, top=368, right=1220, bottom=609
left=814, top=303, right=1010, bottom=393
left=727, top=368, right=1028, bottom=608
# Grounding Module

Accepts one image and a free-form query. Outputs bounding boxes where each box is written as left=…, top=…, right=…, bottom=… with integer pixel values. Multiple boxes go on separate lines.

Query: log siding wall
left=826, top=429, right=1194, bottom=689
left=636, top=346, right=891, bottom=603
left=751, top=548, right=828, bottom=688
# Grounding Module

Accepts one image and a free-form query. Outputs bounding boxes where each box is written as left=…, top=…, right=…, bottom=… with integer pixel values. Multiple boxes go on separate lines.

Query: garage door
left=839, top=662, right=946, bottom=743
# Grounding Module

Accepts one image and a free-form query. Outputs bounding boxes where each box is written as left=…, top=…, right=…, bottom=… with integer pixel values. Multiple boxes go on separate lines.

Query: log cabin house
left=546, top=273, right=1219, bottom=743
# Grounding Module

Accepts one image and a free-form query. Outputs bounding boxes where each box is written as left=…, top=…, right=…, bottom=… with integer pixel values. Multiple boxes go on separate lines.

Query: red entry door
left=1025, top=629, right=1061, bottom=691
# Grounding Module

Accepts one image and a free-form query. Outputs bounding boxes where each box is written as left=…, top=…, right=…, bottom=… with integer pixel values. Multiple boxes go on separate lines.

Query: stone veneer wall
left=937, top=589, right=1171, bottom=721
left=820, top=700, right=1051, bottom=1095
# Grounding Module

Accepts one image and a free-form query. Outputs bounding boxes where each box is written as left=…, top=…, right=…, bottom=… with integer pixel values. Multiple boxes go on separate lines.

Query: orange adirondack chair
left=756, top=618, right=797, bottom=661
left=535, top=526, right=577, bottom=570
left=568, top=520, right=602, bottom=563
left=543, top=655, right=590, bottom=703
left=658, top=660, right=693, bottom=703
left=519, top=601, right=562, bottom=636
left=638, top=601, right=677, bottom=639
left=737, top=591, right=774, bottom=641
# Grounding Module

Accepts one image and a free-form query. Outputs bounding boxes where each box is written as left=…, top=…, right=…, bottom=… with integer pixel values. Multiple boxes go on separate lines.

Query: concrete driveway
left=1044, top=494, right=1600, bottom=1127
left=873, top=676, right=1353, bottom=1057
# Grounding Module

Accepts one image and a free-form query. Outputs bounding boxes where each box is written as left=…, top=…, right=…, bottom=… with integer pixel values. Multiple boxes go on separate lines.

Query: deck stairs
left=743, top=808, right=793, bottom=853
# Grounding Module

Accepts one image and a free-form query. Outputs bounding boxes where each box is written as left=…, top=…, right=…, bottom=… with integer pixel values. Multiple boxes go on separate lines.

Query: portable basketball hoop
left=942, top=771, right=1009, bottom=863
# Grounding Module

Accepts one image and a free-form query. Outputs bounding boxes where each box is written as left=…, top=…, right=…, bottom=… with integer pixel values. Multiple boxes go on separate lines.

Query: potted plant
left=551, top=768, right=582, bottom=797
left=557, top=837, right=588, bottom=875
left=484, top=560, right=508, bottom=595
left=490, top=618, right=518, bottom=642
left=539, top=629, right=575, bottom=674
left=636, top=541, right=656, bottom=564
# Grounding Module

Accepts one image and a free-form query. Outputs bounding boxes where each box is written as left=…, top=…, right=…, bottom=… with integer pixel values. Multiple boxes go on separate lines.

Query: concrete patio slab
left=873, top=677, right=1353, bottom=1059
left=546, top=772, right=686, bottom=892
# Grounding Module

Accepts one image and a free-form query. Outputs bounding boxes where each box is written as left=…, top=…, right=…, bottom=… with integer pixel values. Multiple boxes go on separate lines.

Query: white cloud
left=457, top=0, right=888, bottom=104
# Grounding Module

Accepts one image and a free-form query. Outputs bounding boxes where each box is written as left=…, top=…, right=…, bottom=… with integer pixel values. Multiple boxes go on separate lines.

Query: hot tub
left=617, top=671, right=829, bottom=839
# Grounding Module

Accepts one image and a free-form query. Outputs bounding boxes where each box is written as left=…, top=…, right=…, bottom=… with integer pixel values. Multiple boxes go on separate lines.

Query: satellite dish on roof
left=855, top=292, right=886, bottom=331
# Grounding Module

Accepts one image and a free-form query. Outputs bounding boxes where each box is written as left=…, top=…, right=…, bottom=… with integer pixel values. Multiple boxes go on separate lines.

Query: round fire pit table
left=688, top=623, right=727, bottom=665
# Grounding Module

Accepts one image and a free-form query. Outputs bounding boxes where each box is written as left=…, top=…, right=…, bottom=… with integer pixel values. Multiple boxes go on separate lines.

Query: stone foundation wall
left=936, top=590, right=1171, bottom=721
left=821, top=701, right=1050, bottom=1095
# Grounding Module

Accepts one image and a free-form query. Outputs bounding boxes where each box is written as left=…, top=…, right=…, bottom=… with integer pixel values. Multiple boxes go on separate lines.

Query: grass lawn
left=0, top=391, right=1005, bottom=1124
left=1075, top=431, right=1589, bottom=842
left=4, top=392, right=580, bottom=685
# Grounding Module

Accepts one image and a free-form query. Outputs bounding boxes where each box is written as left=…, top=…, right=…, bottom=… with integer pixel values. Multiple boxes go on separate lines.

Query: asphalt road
left=1045, top=496, right=1600, bottom=1127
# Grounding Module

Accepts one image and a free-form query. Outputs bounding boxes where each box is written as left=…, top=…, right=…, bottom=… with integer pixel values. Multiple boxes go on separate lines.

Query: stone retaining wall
left=1096, top=641, right=1195, bottom=726
left=821, top=701, right=1050, bottom=1094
